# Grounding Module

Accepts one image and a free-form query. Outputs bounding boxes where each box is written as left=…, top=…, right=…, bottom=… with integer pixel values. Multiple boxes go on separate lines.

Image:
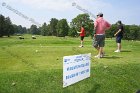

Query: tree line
left=0, top=14, right=140, bottom=40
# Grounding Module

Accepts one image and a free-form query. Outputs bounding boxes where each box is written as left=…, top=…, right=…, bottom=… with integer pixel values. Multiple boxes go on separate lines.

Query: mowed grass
left=0, top=35, right=140, bottom=93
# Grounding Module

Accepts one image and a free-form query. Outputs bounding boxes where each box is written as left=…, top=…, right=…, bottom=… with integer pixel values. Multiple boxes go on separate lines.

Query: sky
left=0, top=0, right=140, bottom=28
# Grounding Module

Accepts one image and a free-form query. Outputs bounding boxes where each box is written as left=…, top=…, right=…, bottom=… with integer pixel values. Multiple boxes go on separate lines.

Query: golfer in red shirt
left=77, top=25, right=85, bottom=47
left=93, top=13, right=111, bottom=58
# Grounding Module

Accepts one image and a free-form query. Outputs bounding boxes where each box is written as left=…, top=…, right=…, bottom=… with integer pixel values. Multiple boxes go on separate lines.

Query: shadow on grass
left=63, top=88, right=73, bottom=93
left=136, top=90, right=140, bottom=93
left=88, top=84, right=101, bottom=93
left=121, top=50, right=132, bottom=52
left=103, top=56, right=122, bottom=59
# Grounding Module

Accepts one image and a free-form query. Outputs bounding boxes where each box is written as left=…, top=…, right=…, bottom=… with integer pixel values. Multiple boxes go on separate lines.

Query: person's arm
left=105, top=21, right=111, bottom=31
left=114, top=25, right=123, bottom=36
left=93, top=30, right=96, bottom=37
left=77, top=27, right=83, bottom=34
left=93, top=28, right=96, bottom=37
left=77, top=31, right=82, bottom=34
left=93, top=20, right=98, bottom=37
left=114, top=29, right=122, bottom=36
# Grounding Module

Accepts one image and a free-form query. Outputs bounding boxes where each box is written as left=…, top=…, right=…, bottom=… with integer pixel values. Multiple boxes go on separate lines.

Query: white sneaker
left=100, top=54, right=103, bottom=58
left=114, top=50, right=120, bottom=52
left=101, top=52, right=105, bottom=57
left=79, top=45, right=83, bottom=48
left=94, top=55, right=101, bottom=59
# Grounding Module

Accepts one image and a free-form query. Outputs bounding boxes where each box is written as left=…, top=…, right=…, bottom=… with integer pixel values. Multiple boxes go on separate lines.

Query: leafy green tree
left=0, top=15, right=14, bottom=37
left=13, top=24, right=18, bottom=34
left=137, top=26, right=140, bottom=40
left=129, top=25, right=139, bottom=40
left=30, top=25, right=40, bottom=35
left=56, top=19, right=69, bottom=37
left=68, top=27, right=77, bottom=37
left=50, top=18, right=58, bottom=36
left=123, top=25, right=140, bottom=40
left=41, top=23, right=48, bottom=36
left=69, top=14, right=94, bottom=37
left=124, top=25, right=131, bottom=40
left=17, top=25, right=23, bottom=34
left=0, top=15, right=5, bottom=37
left=5, top=17, right=14, bottom=37
left=12, top=24, right=27, bottom=35
left=22, top=27, right=27, bottom=34
left=47, top=24, right=51, bottom=36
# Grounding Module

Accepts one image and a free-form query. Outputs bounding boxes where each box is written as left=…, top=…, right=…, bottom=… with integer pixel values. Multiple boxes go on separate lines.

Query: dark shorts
left=81, top=36, right=85, bottom=41
left=93, top=35, right=105, bottom=47
left=116, top=36, right=122, bottom=43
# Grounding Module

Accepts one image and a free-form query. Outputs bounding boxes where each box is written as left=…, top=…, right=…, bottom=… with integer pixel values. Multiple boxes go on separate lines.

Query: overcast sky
left=0, top=0, right=140, bottom=28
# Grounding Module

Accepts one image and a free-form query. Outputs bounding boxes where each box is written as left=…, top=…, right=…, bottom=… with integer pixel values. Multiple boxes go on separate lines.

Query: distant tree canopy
left=40, top=18, right=69, bottom=37
left=124, top=25, right=140, bottom=40
left=30, top=25, right=40, bottom=35
left=13, top=25, right=27, bottom=34
left=69, top=14, right=94, bottom=37
left=0, top=14, right=140, bottom=40
left=50, top=18, right=58, bottom=36
left=56, top=19, right=69, bottom=37
left=0, top=15, right=14, bottom=37
left=40, top=23, right=48, bottom=36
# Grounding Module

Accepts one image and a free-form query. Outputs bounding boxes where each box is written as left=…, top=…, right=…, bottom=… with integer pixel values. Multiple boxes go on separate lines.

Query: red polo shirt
left=80, top=27, right=85, bottom=36
left=94, top=17, right=111, bottom=34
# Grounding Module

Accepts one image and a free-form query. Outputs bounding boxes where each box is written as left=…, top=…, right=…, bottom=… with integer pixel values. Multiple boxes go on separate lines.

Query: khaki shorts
left=93, top=35, right=105, bottom=47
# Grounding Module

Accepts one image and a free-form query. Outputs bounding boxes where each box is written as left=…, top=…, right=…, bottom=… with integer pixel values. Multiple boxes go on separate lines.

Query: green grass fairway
left=0, top=35, right=140, bottom=93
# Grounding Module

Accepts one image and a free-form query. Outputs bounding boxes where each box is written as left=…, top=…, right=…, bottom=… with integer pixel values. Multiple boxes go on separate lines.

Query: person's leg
left=101, top=47, right=105, bottom=57
left=81, top=40, right=83, bottom=47
left=115, top=37, right=121, bottom=52
left=95, top=46, right=100, bottom=56
left=117, top=43, right=121, bottom=51
left=94, top=46, right=99, bottom=51
left=118, top=37, right=122, bottom=51
left=115, top=44, right=121, bottom=52
left=95, top=47, right=103, bottom=58
left=99, top=35, right=105, bottom=57
left=79, top=36, right=84, bottom=47
left=95, top=35, right=105, bottom=58
left=98, top=47, right=103, bottom=56
left=93, top=35, right=99, bottom=56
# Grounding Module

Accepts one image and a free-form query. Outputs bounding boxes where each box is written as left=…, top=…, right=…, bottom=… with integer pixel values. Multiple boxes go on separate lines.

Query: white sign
left=63, top=53, right=91, bottom=88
